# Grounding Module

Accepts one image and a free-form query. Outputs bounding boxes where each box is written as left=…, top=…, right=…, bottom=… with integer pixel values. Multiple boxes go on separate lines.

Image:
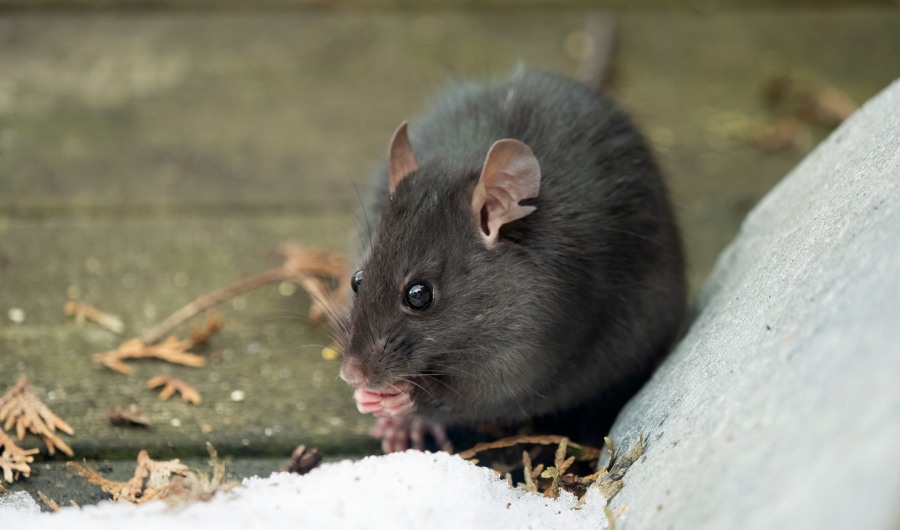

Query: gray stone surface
left=608, top=79, right=900, bottom=529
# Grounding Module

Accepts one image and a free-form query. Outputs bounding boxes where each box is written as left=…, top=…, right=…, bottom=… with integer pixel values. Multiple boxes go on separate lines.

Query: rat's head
left=337, top=121, right=542, bottom=418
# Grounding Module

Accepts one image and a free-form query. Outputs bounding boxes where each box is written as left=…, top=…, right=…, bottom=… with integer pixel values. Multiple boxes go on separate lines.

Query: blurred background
left=1, top=0, right=899, bottom=502
left=2, top=4, right=899, bottom=291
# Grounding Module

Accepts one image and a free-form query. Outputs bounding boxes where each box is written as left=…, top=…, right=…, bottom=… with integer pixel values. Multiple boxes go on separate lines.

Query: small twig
left=141, top=245, right=348, bottom=345
left=604, top=506, right=617, bottom=530
left=147, top=376, right=202, bottom=406
left=458, top=434, right=601, bottom=461
left=522, top=451, right=536, bottom=493
left=37, top=491, right=61, bottom=512
left=64, top=301, right=124, bottom=334
left=0, top=378, right=74, bottom=457
left=141, top=266, right=293, bottom=344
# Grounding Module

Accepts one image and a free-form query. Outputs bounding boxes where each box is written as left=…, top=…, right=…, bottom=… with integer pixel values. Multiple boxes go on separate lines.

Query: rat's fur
left=336, top=71, right=685, bottom=442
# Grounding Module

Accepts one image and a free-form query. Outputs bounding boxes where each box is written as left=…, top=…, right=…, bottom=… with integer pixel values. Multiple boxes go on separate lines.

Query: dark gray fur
left=336, top=71, right=685, bottom=441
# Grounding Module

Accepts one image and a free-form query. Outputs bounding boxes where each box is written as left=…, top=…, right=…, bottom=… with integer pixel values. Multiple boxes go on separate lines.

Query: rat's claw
left=409, top=421, right=425, bottom=450
left=369, top=415, right=453, bottom=454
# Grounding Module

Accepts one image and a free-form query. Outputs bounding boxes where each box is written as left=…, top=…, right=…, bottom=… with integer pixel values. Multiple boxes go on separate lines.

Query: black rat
left=335, top=71, right=686, bottom=453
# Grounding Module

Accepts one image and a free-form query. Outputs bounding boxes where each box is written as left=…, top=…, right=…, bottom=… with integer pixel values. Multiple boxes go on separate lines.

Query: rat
left=334, top=71, right=686, bottom=453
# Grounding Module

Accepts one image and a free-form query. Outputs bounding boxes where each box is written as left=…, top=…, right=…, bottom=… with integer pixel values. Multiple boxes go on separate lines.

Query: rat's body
left=337, top=71, right=685, bottom=451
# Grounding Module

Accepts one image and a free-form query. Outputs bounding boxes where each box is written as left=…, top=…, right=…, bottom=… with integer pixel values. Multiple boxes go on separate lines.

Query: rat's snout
left=339, top=356, right=368, bottom=388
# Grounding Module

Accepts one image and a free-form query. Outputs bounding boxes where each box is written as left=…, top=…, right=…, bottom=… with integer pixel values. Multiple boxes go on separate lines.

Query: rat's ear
left=388, top=121, right=419, bottom=194
left=471, top=139, right=541, bottom=248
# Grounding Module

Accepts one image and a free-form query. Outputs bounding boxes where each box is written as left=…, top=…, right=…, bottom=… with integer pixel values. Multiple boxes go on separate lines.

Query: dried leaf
left=189, top=312, right=224, bottom=345
left=147, top=376, right=202, bottom=406
left=796, top=86, right=857, bottom=126
left=559, top=474, right=588, bottom=498
left=541, top=466, right=561, bottom=498
left=140, top=245, right=347, bottom=345
left=278, top=244, right=350, bottom=329
left=94, top=330, right=212, bottom=375
left=284, top=445, right=323, bottom=475
left=604, top=505, right=617, bottom=529
left=754, top=117, right=805, bottom=152
left=599, top=477, right=624, bottom=499
left=64, top=301, right=124, bottom=334
left=67, top=461, right=141, bottom=503
left=458, top=434, right=601, bottom=461
left=0, top=429, right=39, bottom=483
left=108, top=405, right=153, bottom=428
left=0, top=378, right=74, bottom=457
left=37, top=490, right=60, bottom=512
left=68, top=445, right=236, bottom=504
left=67, top=449, right=189, bottom=503
left=522, top=451, right=537, bottom=493
left=595, top=434, right=644, bottom=500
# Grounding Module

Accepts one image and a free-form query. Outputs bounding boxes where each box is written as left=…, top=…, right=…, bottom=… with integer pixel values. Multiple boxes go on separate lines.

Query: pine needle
left=93, top=313, right=222, bottom=375
left=0, top=378, right=74, bottom=457
left=64, top=301, right=125, bottom=334
left=147, top=376, right=202, bottom=406
left=0, top=429, right=39, bottom=483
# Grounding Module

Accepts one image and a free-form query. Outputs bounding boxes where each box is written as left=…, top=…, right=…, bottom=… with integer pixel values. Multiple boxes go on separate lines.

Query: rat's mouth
left=352, top=380, right=417, bottom=417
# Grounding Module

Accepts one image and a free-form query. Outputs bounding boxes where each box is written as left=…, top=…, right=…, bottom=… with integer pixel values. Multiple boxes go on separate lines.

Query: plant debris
left=458, top=434, right=601, bottom=462
left=283, top=444, right=323, bottom=475
left=93, top=313, right=222, bottom=375
left=755, top=72, right=858, bottom=152
left=108, top=405, right=153, bottom=428
left=140, top=245, right=347, bottom=345
left=594, top=433, right=644, bottom=499
left=64, top=300, right=125, bottom=334
left=147, top=376, right=202, bottom=405
left=603, top=506, right=617, bottom=529
left=0, top=429, right=38, bottom=483
left=460, top=434, right=643, bottom=504
left=37, top=490, right=61, bottom=512
left=0, top=378, right=74, bottom=457
left=67, top=443, right=236, bottom=504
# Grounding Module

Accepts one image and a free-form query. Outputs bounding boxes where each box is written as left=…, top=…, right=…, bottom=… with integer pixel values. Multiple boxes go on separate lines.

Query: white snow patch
left=0, top=451, right=608, bottom=530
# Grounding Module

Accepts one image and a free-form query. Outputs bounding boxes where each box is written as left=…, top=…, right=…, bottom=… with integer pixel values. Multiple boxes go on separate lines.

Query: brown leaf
left=64, top=300, right=125, bottom=334
left=36, top=490, right=60, bottom=512
left=139, top=245, right=347, bottom=345
left=795, top=86, right=858, bottom=126
left=68, top=445, right=236, bottom=504
left=277, top=244, right=350, bottom=329
left=284, top=445, right=323, bottom=475
left=458, top=434, right=601, bottom=462
left=0, top=378, right=74, bottom=457
left=594, top=433, right=644, bottom=500
left=0, top=429, right=39, bottom=483
left=108, top=405, right=153, bottom=428
left=147, top=376, right=202, bottom=406
left=754, top=117, right=806, bottom=152
left=94, top=336, right=208, bottom=375
left=189, top=312, right=224, bottom=345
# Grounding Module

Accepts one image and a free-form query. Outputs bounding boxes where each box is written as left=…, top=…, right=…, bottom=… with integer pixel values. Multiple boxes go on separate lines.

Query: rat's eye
left=351, top=270, right=363, bottom=293
left=404, top=281, right=433, bottom=310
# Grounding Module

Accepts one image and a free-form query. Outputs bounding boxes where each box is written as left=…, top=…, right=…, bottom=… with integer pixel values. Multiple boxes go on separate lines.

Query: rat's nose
left=339, top=356, right=368, bottom=388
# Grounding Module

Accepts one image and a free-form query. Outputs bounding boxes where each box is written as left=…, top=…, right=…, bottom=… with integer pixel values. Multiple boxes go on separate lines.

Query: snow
left=0, top=451, right=609, bottom=529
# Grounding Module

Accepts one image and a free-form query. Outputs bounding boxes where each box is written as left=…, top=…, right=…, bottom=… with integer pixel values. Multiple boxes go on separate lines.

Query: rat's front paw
left=370, top=415, right=451, bottom=454
left=353, top=381, right=417, bottom=417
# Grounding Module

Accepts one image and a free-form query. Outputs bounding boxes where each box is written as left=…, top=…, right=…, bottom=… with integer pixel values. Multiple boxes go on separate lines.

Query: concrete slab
left=606, top=78, right=900, bottom=529
left=1, top=213, right=377, bottom=459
